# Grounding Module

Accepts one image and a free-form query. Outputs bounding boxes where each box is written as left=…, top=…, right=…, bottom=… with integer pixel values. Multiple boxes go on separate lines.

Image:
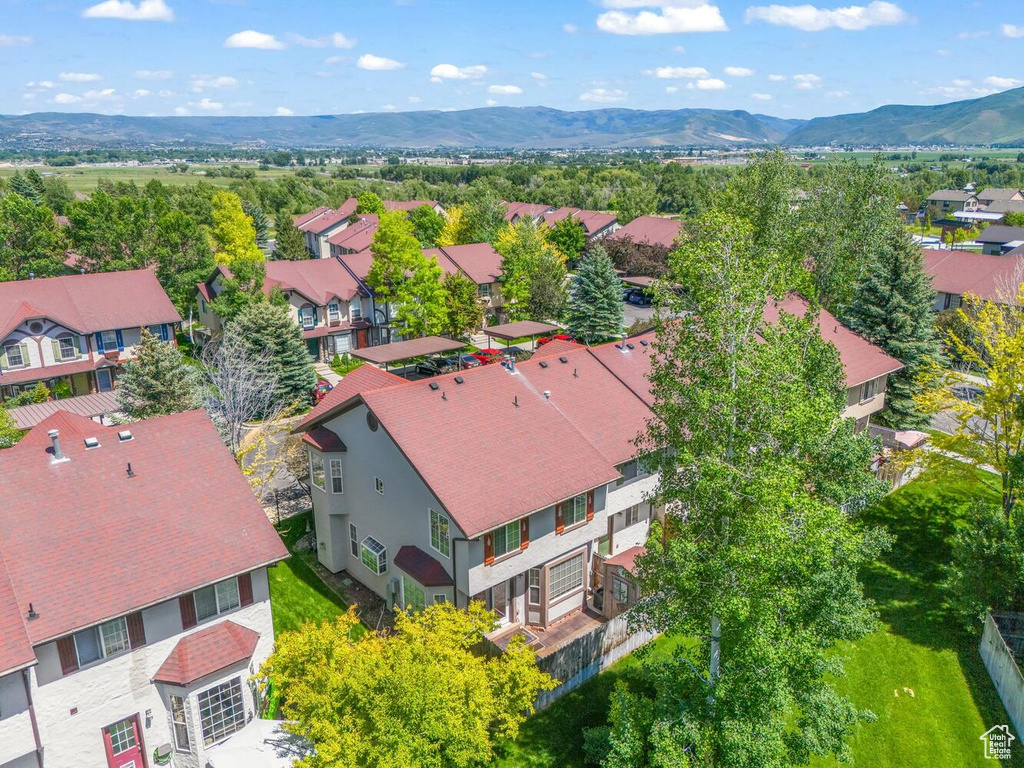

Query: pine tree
left=229, top=302, right=316, bottom=409
left=115, top=328, right=204, bottom=419
left=274, top=212, right=309, bottom=260
left=845, top=232, right=942, bottom=429
left=566, top=245, right=624, bottom=344
left=242, top=201, right=270, bottom=247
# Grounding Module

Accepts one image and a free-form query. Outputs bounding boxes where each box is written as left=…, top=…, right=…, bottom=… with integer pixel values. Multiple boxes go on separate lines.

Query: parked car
left=414, top=358, right=451, bottom=377
left=626, top=290, right=652, bottom=306
left=537, top=333, right=573, bottom=346
left=312, top=378, right=333, bottom=404
left=471, top=348, right=504, bottom=365
left=446, top=354, right=482, bottom=369
left=952, top=384, right=983, bottom=401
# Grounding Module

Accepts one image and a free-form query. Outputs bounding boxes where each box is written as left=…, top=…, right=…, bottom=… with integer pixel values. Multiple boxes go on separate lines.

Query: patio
left=488, top=606, right=607, bottom=659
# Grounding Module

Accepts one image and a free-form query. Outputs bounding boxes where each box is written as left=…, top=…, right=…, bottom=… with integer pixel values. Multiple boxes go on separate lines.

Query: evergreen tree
left=242, top=201, right=270, bottom=247
left=566, top=246, right=623, bottom=344
left=115, top=328, right=204, bottom=419
left=274, top=211, right=309, bottom=260
left=845, top=232, right=942, bottom=429
left=8, top=172, right=42, bottom=204
left=356, top=192, right=386, bottom=216
left=229, top=302, right=316, bottom=409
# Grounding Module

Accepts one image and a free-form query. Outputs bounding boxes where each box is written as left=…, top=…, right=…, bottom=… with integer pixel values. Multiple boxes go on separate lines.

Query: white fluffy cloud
left=60, top=72, right=102, bottom=82
left=793, top=73, right=822, bottom=89
left=290, top=32, right=356, bottom=48
left=488, top=84, right=523, bottom=95
left=768, top=73, right=787, bottom=81
left=563, top=23, right=579, bottom=34
left=83, top=88, right=117, bottom=100
left=751, top=92, right=773, bottom=100
left=275, top=106, right=295, bottom=116
left=53, top=93, right=82, bottom=104
left=580, top=87, right=627, bottom=102
left=0, top=34, right=33, bottom=46
left=26, top=81, right=55, bottom=89
left=665, top=85, right=678, bottom=93
left=745, top=1, right=908, bottom=31
left=357, top=54, right=405, bottom=70
left=223, top=30, right=285, bottom=49
left=486, top=98, right=499, bottom=106
left=82, top=0, right=173, bottom=21
left=597, top=4, right=728, bottom=35
left=984, top=76, right=1022, bottom=89
left=430, top=63, right=487, bottom=81
left=687, top=77, right=727, bottom=90
left=193, top=97, right=223, bottom=111
left=190, top=75, right=238, bottom=91
left=1004, top=24, right=1024, bottom=38
left=134, top=69, right=172, bottom=79
left=652, top=65, right=710, bottom=78
left=531, top=71, right=547, bottom=80
left=724, top=66, right=755, bottom=76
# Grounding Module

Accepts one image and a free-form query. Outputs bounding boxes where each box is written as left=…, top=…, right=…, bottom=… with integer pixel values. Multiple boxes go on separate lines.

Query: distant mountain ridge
left=1, top=87, right=1023, bottom=149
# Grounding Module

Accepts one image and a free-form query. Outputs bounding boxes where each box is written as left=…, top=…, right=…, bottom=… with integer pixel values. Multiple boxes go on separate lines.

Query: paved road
left=623, top=300, right=654, bottom=328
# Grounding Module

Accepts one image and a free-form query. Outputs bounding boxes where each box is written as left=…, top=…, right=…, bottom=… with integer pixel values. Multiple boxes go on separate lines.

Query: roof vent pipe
left=620, top=333, right=628, bottom=353
left=48, top=429, right=66, bottom=462
left=543, top=390, right=551, bottom=399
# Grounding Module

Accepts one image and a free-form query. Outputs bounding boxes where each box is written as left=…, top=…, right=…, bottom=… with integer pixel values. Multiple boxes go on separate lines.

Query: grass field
left=498, top=468, right=1020, bottom=767
left=0, top=164, right=302, bottom=191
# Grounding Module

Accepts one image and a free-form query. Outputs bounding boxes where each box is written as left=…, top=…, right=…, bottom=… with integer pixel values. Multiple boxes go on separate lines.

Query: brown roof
left=485, top=320, right=560, bottom=340
left=542, top=207, right=618, bottom=236
left=264, top=258, right=363, bottom=305
left=394, top=545, right=454, bottom=587
left=336, top=250, right=375, bottom=281
left=351, top=336, right=466, bottom=365
left=610, top=216, right=680, bottom=249
left=153, top=620, right=259, bottom=686
left=763, top=295, right=904, bottom=387
left=294, top=206, right=332, bottom=228
left=504, top=202, right=553, bottom=222
left=923, top=248, right=1024, bottom=304
left=298, top=364, right=406, bottom=430
left=0, top=410, right=287, bottom=644
left=6, top=390, right=120, bottom=429
left=605, top=545, right=645, bottom=575
left=0, top=356, right=105, bottom=386
left=327, top=215, right=379, bottom=253
left=927, top=189, right=976, bottom=202
left=0, top=269, right=181, bottom=341
left=302, top=426, right=347, bottom=452
left=977, top=188, right=1022, bottom=203
left=437, top=243, right=503, bottom=285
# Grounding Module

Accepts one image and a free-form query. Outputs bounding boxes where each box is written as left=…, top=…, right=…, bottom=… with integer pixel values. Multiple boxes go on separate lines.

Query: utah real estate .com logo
left=981, top=725, right=1015, bottom=760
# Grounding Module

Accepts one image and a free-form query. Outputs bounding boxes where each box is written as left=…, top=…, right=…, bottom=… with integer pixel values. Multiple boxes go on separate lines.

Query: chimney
left=48, top=429, right=67, bottom=462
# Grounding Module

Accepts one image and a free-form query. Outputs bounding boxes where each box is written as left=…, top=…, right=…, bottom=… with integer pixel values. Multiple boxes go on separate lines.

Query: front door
left=102, top=715, right=145, bottom=768
left=306, top=338, right=321, bottom=361
left=96, top=368, right=113, bottom=392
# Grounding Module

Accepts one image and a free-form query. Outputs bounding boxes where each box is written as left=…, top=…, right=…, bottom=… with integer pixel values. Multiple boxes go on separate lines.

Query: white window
left=549, top=553, right=585, bottom=601
left=198, top=677, right=246, bottom=747
left=478, top=283, right=491, bottom=298
left=329, top=459, right=343, bottom=494
left=194, top=578, right=240, bottom=622
left=402, top=576, right=425, bottom=612
left=361, top=536, right=388, bottom=575
left=625, top=504, right=642, bottom=526
left=350, top=299, right=362, bottom=320
left=299, top=306, right=316, bottom=330
left=861, top=378, right=878, bottom=401
left=327, top=303, right=341, bottom=323
left=310, top=452, right=325, bottom=491
left=429, top=509, right=450, bottom=558
left=350, top=523, right=359, bottom=557
left=73, top=616, right=130, bottom=666
left=375, top=477, right=385, bottom=495
left=528, top=568, right=541, bottom=605
left=170, top=694, right=190, bottom=752
left=612, top=577, right=630, bottom=603
left=4, top=343, right=24, bottom=367
left=566, top=494, right=588, bottom=527
left=334, top=333, right=351, bottom=355
left=100, top=330, right=118, bottom=350
left=433, top=594, right=448, bottom=605
left=58, top=337, right=78, bottom=360
left=492, top=521, right=520, bottom=559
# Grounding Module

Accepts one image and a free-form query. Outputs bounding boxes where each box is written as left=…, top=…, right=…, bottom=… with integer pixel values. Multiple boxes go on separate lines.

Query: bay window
left=198, top=677, right=246, bottom=747
left=361, top=536, right=388, bottom=575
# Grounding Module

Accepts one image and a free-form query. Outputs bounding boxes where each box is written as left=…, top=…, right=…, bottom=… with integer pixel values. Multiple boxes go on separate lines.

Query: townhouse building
left=541, top=207, right=619, bottom=241
left=0, top=270, right=181, bottom=402
left=607, top=215, right=681, bottom=250
left=0, top=409, right=287, bottom=768
left=923, top=247, right=1024, bottom=310
left=425, top=242, right=504, bottom=311
left=924, top=189, right=981, bottom=214
left=294, top=198, right=357, bottom=258
left=327, top=215, right=379, bottom=258
left=504, top=202, right=555, bottom=224
left=383, top=200, right=445, bottom=216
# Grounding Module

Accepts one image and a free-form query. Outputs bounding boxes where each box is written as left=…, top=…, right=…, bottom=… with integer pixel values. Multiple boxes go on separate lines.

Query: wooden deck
left=488, top=606, right=607, bottom=658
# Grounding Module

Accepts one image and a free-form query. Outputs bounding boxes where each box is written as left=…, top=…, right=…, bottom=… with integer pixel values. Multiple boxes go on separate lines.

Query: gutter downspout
left=22, top=667, right=43, bottom=768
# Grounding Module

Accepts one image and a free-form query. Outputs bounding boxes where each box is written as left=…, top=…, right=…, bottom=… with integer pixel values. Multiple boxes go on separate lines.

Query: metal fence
left=980, top=611, right=1024, bottom=737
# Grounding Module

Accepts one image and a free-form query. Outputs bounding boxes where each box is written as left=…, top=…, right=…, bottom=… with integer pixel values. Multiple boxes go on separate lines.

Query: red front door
left=103, top=714, right=146, bottom=768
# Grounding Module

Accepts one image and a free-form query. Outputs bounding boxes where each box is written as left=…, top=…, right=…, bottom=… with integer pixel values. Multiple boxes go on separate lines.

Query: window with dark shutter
left=126, top=612, right=146, bottom=649
left=586, top=491, right=595, bottom=522
left=57, top=636, right=79, bottom=676
left=484, top=533, right=495, bottom=565
left=555, top=502, right=565, bottom=534
left=179, top=594, right=197, bottom=630
left=238, top=573, right=253, bottom=607
left=520, top=517, right=530, bottom=550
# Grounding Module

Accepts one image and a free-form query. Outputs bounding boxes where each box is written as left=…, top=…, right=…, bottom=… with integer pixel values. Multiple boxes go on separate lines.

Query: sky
left=0, top=0, right=1021, bottom=120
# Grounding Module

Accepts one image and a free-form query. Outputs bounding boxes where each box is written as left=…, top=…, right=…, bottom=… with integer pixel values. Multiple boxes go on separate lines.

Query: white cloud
left=984, top=76, right=1022, bottom=89
left=724, top=66, right=755, bottom=76
left=793, top=73, right=822, bottom=89
left=0, top=34, right=33, bottom=46
left=488, top=84, right=523, bottom=95
left=563, top=23, right=579, bottom=34
left=194, top=97, right=223, bottom=110
left=825, top=89, right=850, bottom=97
left=751, top=92, right=773, bottom=100
left=430, top=63, right=487, bottom=80
left=768, top=73, right=787, bottom=81
left=686, top=77, right=727, bottom=90
left=744, top=1, right=908, bottom=31
left=408, top=96, right=422, bottom=103
left=597, top=4, right=728, bottom=35
left=357, top=53, right=405, bottom=70
left=60, top=72, right=102, bottom=82
left=190, top=75, right=238, bottom=91
left=223, top=30, right=285, bottom=49
left=83, top=88, right=117, bottom=100
left=531, top=71, right=547, bottom=80
left=1004, top=24, right=1024, bottom=38
left=665, top=85, right=678, bottom=93
left=26, top=80, right=55, bottom=89
left=580, top=87, right=627, bottom=102
left=82, top=0, right=173, bottom=21
left=275, top=106, right=295, bottom=116
left=134, top=69, right=172, bottom=79
left=652, top=65, right=710, bottom=78
left=486, top=98, right=499, bottom=106
left=53, top=93, right=82, bottom=104
left=952, top=78, right=972, bottom=87
left=290, top=32, right=356, bottom=48
left=382, top=104, right=397, bottom=111
left=133, top=89, right=150, bottom=97
left=936, top=48, right=952, bottom=57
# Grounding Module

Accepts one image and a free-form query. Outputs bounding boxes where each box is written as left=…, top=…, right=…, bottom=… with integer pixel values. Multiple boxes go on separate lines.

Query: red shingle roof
left=327, top=215, right=379, bottom=253
left=504, top=202, right=554, bottom=222
left=0, top=269, right=181, bottom=342
left=294, top=206, right=331, bottom=228
left=542, top=207, right=618, bottom=236
left=264, top=258, right=363, bottom=305
left=586, top=334, right=656, bottom=406
left=153, top=620, right=259, bottom=686
left=298, top=364, right=406, bottom=430
left=0, top=556, right=34, bottom=675
left=295, top=200, right=357, bottom=235
left=0, top=356, right=108, bottom=386
left=610, top=216, right=681, bottom=249
left=302, top=427, right=347, bottom=452
left=0, top=410, right=288, bottom=644
left=394, top=545, right=454, bottom=587
left=923, top=248, right=1024, bottom=305
left=437, top=243, right=503, bottom=286
left=605, top=545, right=645, bottom=575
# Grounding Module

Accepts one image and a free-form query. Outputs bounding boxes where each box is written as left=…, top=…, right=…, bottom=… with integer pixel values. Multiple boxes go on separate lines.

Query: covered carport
left=351, top=335, right=467, bottom=372
left=483, top=320, right=560, bottom=352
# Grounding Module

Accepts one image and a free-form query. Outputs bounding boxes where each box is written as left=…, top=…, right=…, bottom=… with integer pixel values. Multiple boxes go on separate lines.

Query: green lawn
left=499, top=469, right=1020, bottom=767
left=0, top=164, right=298, bottom=191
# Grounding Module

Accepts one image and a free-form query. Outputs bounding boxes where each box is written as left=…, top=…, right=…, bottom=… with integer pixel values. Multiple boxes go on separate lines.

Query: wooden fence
left=980, top=611, right=1024, bottom=737
left=534, top=613, right=658, bottom=710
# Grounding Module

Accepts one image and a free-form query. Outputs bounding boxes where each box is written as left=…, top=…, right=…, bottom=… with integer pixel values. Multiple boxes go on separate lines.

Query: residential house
left=294, top=198, right=358, bottom=258
left=976, top=225, right=1024, bottom=255
left=924, top=190, right=981, bottom=214
left=608, top=216, right=681, bottom=250
left=923, top=247, right=1024, bottom=309
left=0, top=409, right=288, bottom=768
left=980, top=199, right=1024, bottom=219
left=975, top=188, right=1024, bottom=207
left=504, top=202, right=555, bottom=224
left=327, top=214, right=380, bottom=257
left=541, top=207, right=619, bottom=241
left=383, top=200, right=445, bottom=216
left=424, top=242, right=504, bottom=311
left=0, top=270, right=181, bottom=401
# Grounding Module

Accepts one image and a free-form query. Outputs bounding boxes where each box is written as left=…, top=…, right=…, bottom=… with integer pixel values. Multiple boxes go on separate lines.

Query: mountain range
left=2, top=87, right=1023, bottom=150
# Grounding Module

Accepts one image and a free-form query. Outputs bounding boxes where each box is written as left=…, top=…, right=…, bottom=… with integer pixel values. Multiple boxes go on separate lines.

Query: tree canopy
left=566, top=245, right=623, bottom=343
left=115, top=328, right=204, bottom=419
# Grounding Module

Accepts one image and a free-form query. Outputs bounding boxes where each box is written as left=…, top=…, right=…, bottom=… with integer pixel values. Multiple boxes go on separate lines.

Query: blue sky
left=0, top=0, right=1021, bottom=119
